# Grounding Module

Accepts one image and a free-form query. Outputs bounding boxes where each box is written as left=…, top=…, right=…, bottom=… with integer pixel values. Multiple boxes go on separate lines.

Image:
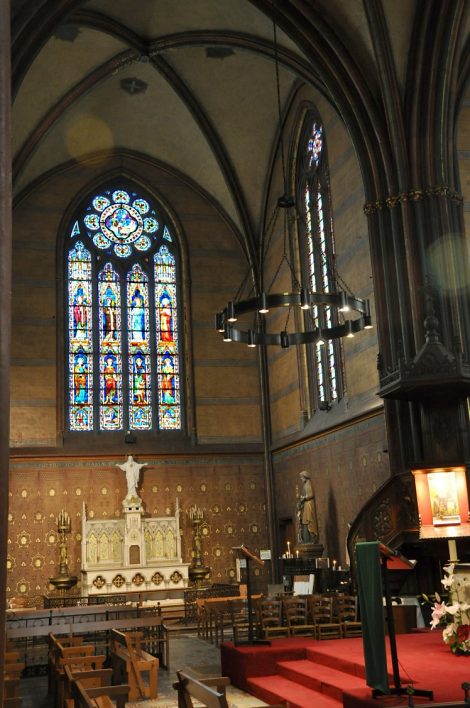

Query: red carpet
left=220, top=631, right=469, bottom=707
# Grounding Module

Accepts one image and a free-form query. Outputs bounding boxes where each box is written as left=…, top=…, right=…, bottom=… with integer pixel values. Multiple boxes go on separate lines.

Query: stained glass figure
left=73, top=351, right=88, bottom=404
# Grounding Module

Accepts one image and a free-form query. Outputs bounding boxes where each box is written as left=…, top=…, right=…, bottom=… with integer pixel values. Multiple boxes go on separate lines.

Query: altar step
left=247, top=658, right=368, bottom=708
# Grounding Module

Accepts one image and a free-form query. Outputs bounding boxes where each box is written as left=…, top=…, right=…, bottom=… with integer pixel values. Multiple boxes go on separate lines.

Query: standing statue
left=117, top=455, right=147, bottom=499
left=297, top=470, right=319, bottom=544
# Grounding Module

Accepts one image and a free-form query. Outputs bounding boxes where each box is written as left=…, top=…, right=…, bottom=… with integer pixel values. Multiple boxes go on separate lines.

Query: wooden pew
left=49, top=633, right=106, bottom=708
left=63, top=664, right=113, bottom=708
left=3, top=680, right=23, bottom=708
left=67, top=679, right=129, bottom=708
left=173, top=669, right=286, bottom=708
left=109, top=628, right=158, bottom=701
left=3, top=652, right=25, bottom=708
left=48, top=635, right=84, bottom=695
left=7, top=606, right=170, bottom=672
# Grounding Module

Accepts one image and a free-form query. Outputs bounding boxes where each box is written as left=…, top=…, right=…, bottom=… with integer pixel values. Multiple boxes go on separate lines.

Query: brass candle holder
left=49, top=509, right=78, bottom=593
left=188, top=505, right=210, bottom=586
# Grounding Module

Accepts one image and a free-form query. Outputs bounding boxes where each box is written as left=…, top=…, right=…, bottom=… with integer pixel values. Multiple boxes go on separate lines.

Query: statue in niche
left=117, top=455, right=147, bottom=500
left=296, top=470, right=319, bottom=544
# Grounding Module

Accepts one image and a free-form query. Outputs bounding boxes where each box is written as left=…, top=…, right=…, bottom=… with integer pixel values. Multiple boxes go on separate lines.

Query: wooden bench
left=49, top=633, right=106, bottom=708
left=110, top=628, right=158, bottom=701
left=3, top=679, right=22, bottom=708
left=66, top=679, right=129, bottom=708
left=3, top=653, right=25, bottom=708
left=173, top=669, right=286, bottom=708
left=7, top=605, right=170, bottom=673
left=63, top=664, right=115, bottom=708
left=48, top=635, right=84, bottom=695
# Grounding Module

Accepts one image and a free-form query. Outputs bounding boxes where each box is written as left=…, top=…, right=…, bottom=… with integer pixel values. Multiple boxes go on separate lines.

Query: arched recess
left=293, top=108, right=345, bottom=412
left=45, top=153, right=206, bottom=449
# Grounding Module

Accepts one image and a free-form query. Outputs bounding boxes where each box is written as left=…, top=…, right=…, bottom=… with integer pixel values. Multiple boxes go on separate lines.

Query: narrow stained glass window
left=127, top=265, right=152, bottom=430
left=298, top=116, right=342, bottom=409
left=155, top=245, right=180, bottom=430
left=68, top=241, right=93, bottom=430
left=66, top=185, right=182, bottom=434
left=98, top=263, right=122, bottom=430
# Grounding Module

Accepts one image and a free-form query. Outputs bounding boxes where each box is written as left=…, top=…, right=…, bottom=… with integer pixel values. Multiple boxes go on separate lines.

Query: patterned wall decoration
left=273, top=411, right=390, bottom=565
left=7, top=454, right=269, bottom=601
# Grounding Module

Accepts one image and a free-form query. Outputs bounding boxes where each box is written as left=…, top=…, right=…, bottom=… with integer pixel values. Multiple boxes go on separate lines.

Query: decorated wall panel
left=6, top=455, right=269, bottom=600
left=273, top=412, right=389, bottom=565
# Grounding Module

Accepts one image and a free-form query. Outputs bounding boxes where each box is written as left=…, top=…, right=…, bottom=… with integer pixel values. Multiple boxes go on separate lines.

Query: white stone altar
left=80, top=457, right=190, bottom=596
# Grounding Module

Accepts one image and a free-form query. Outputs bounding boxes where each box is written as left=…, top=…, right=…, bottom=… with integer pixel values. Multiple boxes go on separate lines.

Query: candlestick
left=189, top=504, right=204, bottom=523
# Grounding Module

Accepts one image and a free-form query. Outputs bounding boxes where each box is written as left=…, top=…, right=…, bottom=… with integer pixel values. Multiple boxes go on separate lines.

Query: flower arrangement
left=429, top=563, right=470, bottom=655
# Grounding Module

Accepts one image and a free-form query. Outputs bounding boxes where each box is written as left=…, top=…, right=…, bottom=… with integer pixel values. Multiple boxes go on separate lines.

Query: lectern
left=231, top=545, right=269, bottom=646
left=356, top=542, right=433, bottom=701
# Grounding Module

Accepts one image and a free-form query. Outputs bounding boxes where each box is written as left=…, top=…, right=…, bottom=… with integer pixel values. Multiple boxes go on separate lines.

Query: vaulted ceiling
left=11, top=0, right=469, bottom=265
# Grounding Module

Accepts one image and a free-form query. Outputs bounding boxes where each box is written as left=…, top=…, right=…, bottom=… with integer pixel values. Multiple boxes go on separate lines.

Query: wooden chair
left=210, top=599, right=236, bottom=646
left=311, top=595, right=342, bottom=640
left=196, top=598, right=210, bottom=640
left=230, top=598, right=261, bottom=643
left=334, top=595, right=362, bottom=637
left=258, top=599, right=289, bottom=639
left=283, top=596, right=315, bottom=637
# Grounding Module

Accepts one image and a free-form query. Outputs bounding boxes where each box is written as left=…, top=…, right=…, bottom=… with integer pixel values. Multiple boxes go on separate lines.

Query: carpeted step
left=276, top=659, right=367, bottom=701
left=247, top=674, right=342, bottom=708
left=306, top=642, right=367, bottom=679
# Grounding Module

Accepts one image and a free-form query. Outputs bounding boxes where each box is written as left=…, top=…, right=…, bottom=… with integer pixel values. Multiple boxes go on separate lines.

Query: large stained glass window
left=298, top=115, right=342, bottom=408
left=66, top=185, right=182, bottom=433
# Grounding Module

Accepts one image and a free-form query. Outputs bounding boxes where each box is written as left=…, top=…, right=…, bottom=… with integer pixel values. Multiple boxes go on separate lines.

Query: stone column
left=0, top=0, right=12, bottom=701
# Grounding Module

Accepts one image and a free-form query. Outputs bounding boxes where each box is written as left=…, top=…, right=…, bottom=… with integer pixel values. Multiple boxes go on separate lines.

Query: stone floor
left=20, top=631, right=268, bottom=707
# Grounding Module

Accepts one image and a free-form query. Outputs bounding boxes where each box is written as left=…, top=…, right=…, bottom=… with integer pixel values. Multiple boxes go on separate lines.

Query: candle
left=296, top=550, right=299, bottom=558
left=448, top=539, right=458, bottom=562
left=332, top=559, right=337, bottom=570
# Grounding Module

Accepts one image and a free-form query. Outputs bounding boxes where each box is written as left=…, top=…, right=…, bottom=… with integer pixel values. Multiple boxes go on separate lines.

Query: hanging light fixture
left=214, top=2, right=372, bottom=348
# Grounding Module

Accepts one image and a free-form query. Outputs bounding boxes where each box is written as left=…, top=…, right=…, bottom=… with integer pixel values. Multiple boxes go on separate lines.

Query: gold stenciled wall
left=7, top=455, right=270, bottom=599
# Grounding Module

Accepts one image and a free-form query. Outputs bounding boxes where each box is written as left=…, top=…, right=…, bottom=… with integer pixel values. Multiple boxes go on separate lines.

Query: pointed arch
left=296, top=111, right=343, bottom=409
left=65, top=181, right=183, bottom=435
